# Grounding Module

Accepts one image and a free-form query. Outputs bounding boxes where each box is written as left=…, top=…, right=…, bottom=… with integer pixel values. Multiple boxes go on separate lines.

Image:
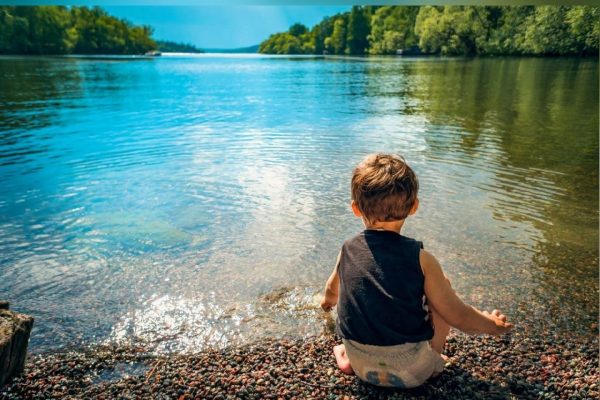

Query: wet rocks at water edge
left=0, top=302, right=34, bottom=388
left=1, top=330, right=598, bottom=399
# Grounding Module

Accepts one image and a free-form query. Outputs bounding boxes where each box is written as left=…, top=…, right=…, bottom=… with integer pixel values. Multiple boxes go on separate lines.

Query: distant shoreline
left=0, top=53, right=597, bottom=60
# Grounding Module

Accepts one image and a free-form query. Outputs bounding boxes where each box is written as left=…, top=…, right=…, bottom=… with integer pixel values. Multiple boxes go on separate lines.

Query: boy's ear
left=409, top=198, right=419, bottom=215
left=351, top=201, right=362, bottom=217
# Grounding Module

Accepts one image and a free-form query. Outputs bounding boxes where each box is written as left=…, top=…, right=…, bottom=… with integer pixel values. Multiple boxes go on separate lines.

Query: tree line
left=0, top=6, right=157, bottom=55
left=156, top=40, right=203, bottom=53
left=259, top=6, right=599, bottom=56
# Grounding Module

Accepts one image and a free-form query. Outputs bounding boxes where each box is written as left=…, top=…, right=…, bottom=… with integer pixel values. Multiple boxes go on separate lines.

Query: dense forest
left=0, top=6, right=157, bottom=55
left=156, top=40, right=203, bottom=53
left=259, top=6, right=599, bottom=56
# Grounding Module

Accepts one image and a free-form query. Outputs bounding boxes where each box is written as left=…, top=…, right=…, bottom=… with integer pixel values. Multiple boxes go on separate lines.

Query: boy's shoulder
left=342, top=231, right=424, bottom=249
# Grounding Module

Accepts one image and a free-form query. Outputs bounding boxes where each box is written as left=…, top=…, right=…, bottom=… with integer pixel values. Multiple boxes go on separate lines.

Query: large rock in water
left=0, top=302, right=34, bottom=387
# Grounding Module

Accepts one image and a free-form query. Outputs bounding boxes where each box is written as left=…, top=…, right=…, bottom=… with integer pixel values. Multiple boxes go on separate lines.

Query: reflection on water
left=109, top=287, right=324, bottom=353
left=0, top=55, right=597, bottom=353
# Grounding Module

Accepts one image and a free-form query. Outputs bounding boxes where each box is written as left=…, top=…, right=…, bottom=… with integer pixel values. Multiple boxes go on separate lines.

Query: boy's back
left=337, top=230, right=433, bottom=346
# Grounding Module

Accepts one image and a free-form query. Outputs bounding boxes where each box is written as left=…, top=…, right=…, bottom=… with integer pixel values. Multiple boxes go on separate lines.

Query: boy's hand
left=483, top=309, right=513, bottom=335
left=320, top=295, right=337, bottom=312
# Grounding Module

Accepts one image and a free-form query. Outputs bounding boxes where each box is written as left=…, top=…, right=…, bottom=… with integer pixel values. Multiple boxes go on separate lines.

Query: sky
left=105, top=6, right=350, bottom=49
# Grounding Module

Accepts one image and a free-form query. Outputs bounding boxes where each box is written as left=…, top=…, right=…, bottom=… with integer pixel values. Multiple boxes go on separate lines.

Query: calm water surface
left=0, top=54, right=597, bottom=353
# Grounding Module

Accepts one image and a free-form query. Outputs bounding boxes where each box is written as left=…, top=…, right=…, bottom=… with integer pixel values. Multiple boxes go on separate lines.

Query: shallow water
left=0, top=54, right=597, bottom=353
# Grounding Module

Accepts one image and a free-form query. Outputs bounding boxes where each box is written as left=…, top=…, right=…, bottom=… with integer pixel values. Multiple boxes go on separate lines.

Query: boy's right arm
left=420, top=249, right=513, bottom=335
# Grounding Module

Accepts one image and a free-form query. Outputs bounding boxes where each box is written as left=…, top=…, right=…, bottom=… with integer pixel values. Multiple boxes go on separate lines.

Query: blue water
left=0, top=54, right=597, bottom=353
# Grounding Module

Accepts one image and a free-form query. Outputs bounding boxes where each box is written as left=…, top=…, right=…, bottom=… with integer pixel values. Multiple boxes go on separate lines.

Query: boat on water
left=144, top=50, right=162, bottom=57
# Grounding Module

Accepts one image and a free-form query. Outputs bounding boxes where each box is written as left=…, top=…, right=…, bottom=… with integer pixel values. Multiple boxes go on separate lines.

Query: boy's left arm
left=320, top=251, right=341, bottom=311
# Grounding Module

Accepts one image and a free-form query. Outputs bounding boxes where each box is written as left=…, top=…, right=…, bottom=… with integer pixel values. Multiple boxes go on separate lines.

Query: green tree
left=482, top=6, right=533, bottom=55
left=311, top=15, right=338, bottom=54
left=257, top=5, right=599, bottom=56
left=3, top=6, right=75, bottom=54
left=156, top=40, right=203, bottom=53
left=368, top=6, right=419, bottom=55
left=0, top=6, right=156, bottom=55
left=346, top=6, right=370, bottom=55
left=71, top=7, right=156, bottom=54
left=566, top=6, right=599, bottom=53
left=288, top=23, right=308, bottom=37
left=0, top=8, right=25, bottom=53
left=329, top=17, right=347, bottom=54
left=522, top=6, right=576, bottom=55
left=259, top=32, right=304, bottom=54
left=415, top=6, right=486, bottom=55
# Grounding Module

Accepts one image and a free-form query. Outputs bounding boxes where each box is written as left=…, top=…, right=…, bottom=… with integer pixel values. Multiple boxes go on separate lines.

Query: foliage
left=329, top=17, right=348, bottom=55
left=368, top=6, right=419, bottom=55
left=346, top=6, right=371, bottom=55
left=415, top=6, right=487, bottom=55
left=311, top=14, right=338, bottom=55
left=566, top=6, right=600, bottom=52
left=0, top=6, right=156, bottom=55
left=520, top=6, right=599, bottom=55
left=156, top=40, right=203, bottom=53
left=481, top=6, right=533, bottom=55
left=288, top=23, right=308, bottom=37
left=258, top=5, right=599, bottom=56
left=259, top=23, right=314, bottom=54
left=259, top=32, right=304, bottom=54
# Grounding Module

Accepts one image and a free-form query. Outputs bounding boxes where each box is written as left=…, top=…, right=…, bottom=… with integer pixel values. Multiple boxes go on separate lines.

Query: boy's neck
left=364, top=219, right=405, bottom=234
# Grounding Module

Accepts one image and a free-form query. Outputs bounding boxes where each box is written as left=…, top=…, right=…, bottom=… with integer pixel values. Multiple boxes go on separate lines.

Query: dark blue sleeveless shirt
left=336, top=230, right=434, bottom=346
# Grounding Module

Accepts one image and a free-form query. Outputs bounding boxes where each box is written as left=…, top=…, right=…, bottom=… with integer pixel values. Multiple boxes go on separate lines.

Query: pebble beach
left=1, top=328, right=597, bottom=400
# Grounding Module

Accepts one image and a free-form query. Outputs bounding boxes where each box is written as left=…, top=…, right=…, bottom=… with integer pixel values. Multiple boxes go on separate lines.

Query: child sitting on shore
left=320, top=153, right=513, bottom=388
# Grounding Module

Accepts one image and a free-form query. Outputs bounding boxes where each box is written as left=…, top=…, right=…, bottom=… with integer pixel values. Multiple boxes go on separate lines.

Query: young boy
left=320, top=153, right=513, bottom=388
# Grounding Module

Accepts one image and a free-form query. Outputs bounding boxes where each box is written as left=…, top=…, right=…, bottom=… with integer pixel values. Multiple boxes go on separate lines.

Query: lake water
left=0, top=54, right=597, bottom=353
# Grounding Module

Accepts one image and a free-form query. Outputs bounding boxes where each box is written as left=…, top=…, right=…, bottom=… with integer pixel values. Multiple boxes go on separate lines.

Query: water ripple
left=0, top=55, right=597, bottom=352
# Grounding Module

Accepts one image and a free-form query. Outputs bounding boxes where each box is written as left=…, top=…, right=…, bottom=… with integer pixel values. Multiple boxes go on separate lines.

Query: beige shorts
left=343, top=339, right=445, bottom=388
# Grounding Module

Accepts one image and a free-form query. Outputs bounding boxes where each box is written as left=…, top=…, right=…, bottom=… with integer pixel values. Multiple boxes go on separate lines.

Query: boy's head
left=351, top=154, right=419, bottom=224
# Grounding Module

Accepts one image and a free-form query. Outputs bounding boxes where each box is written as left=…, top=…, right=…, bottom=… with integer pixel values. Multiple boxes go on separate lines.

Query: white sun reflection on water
left=107, top=286, right=327, bottom=353
left=108, top=293, right=244, bottom=352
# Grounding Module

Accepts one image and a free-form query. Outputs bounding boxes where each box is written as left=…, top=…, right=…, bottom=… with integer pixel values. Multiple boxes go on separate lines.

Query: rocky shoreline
left=1, top=329, right=598, bottom=400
